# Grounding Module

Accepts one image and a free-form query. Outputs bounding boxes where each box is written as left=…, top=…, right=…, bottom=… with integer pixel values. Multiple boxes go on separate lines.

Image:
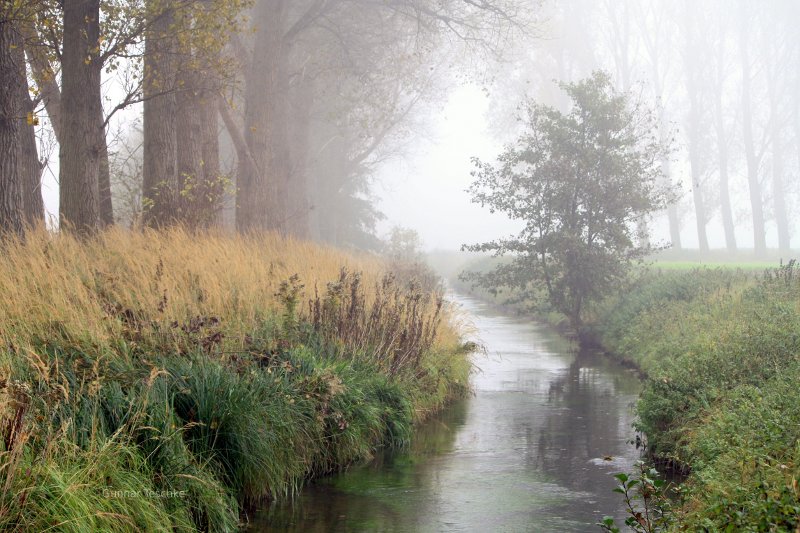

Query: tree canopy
left=463, top=71, right=672, bottom=328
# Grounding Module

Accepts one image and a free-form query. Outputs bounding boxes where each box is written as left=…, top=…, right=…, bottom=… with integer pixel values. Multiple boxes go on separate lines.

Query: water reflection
left=250, top=294, right=641, bottom=532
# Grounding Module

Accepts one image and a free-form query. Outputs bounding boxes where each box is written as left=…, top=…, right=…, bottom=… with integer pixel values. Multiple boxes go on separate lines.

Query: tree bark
left=21, top=23, right=63, bottom=141
left=175, top=46, right=222, bottom=228
left=198, top=92, right=221, bottom=227
left=684, top=35, right=709, bottom=253
left=663, top=156, right=681, bottom=249
left=714, top=87, right=736, bottom=251
left=740, top=22, right=766, bottom=254
left=142, top=2, right=177, bottom=227
left=14, top=35, right=44, bottom=226
left=287, top=78, right=313, bottom=239
left=0, top=17, right=24, bottom=235
left=175, top=70, right=203, bottom=222
left=238, top=0, right=288, bottom=233
left=688, top=157, right=709, bottom=252
left=59, top=0, right=102, bottom=233
left=770, top=101, right=790, bottom=253
left=98, top=126, right=113, bottom=226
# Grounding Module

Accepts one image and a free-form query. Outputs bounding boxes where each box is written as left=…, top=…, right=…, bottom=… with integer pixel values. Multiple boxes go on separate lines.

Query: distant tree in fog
left=386, top=227, right=425, bottom=264
left=221, top=0, right=528, bottom=241
left=463, top=72, right=672, bottom=328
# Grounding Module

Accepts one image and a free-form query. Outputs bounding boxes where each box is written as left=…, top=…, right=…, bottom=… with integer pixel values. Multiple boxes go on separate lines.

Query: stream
left=250, top=292, right=642, bottom=532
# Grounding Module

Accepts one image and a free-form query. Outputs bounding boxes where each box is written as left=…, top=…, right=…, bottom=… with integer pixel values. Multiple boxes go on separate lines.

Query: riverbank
left=449, top=255, right=800, bottom=530
left=252, top=292, right=643, bottom=531
left=0, top=229, right=471, bottom=532
left=596, top=266, right=800, bottom=531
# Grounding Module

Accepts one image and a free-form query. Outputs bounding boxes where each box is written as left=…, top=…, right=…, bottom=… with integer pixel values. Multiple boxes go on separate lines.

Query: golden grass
left=0, top=227, right=457, bottom=372
left=0, top=228, right=472, bottom=531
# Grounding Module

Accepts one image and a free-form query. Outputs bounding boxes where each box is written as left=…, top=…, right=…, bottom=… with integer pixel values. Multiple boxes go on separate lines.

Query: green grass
left=645, top=260, right=778, bottom=271
left=596, top=264, right=800, bottom=531
left=0, top=230, right=472, bottom=532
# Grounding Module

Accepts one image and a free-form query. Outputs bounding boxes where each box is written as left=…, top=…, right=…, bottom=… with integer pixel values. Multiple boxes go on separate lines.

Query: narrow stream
left=251, top=293, right=642, bottom=532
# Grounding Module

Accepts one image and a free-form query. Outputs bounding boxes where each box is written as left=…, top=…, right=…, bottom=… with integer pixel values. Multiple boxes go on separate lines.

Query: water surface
left=251, top=293, right=641, bottom=532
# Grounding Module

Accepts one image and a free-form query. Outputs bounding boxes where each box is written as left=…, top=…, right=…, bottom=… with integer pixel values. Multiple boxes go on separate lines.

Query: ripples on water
left=251, top=294, right=642, bottom=532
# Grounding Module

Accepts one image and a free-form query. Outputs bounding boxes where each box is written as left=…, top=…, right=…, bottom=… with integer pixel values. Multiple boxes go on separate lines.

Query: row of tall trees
left=1, top=0, right=525, bottom=245
left=492, top=0, right=800, bottom=253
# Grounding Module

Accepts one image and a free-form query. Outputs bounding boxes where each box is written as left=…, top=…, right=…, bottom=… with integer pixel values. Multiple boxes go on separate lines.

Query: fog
left=375, top=86, right=515, bottom=251
left=376, top=0, right=800, bottom=254
left=5, top=0, right=799, bottom=257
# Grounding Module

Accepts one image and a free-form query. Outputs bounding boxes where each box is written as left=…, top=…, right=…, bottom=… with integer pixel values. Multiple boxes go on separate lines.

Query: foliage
left=306, top=268, right=445, bottom=377
left=596, top=263, right=800, bottom=531
left=598, top=461, right=675, bottom=533
left=0, top=228, right=473, bottom=532
left=385, top=226, right=424, bottom=264
left=142, top=173, right=235, bottom=229
left=463, top=71, right=671, bottom=328
left=382, top=227, right=441, bottom=292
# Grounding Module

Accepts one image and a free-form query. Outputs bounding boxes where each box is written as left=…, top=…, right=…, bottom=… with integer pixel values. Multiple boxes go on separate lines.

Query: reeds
left=305, top=268, right=444, bottom=376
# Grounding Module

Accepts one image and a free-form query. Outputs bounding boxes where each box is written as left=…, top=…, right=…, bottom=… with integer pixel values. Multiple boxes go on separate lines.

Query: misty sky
left=376, top=86, right=514, bottom=251
left=33, top=0, right=799, bottom=255
left=375, top=87, right=679, bottom=252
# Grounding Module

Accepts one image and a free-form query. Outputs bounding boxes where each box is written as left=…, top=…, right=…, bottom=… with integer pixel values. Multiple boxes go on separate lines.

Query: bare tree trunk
left=287, top=78, right=312, bottom=239
left=21, top=22, right=62, bottom=139
left=238, top=0, right=287, bottom=233
left=740, top=22, right=766, bottom=254
left=198, top=94, right=221, bottom=227
left=688, top=163, right=709, bottom=252
left=219, top=94, right=255, bottom=226
left=175, top=70, right=203, bottom=223
left=98, top=128, right=113, bottom=226
left=273, top=77, right=290, bottom=234
left=714, top=90, right=736, bottom=251
left=59, top=0, right=101, bottom=233
left=175, top=54, right=222, bottom=228
left=14, top=37, right=44, bottom=226
left=685, top=46, right=709, bottom=252
left=663, top=156, right=682, bottom=249
left=142, top=2, right=177, bottom=227
left=765, top=46, right=790, bottom=253
left=0, top=17, right=24, bottom=235
left=770, top=104, right=790, bottom=252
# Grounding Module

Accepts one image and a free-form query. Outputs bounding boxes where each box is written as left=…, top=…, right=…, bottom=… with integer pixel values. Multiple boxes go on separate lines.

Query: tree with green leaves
left=463, top=71, right=671, bottom=329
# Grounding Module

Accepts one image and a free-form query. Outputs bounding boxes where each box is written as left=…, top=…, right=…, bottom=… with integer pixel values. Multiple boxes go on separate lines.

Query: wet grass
left=0, top=228, right=472, bottom=531
left=597, top=265, right=800, bottom=531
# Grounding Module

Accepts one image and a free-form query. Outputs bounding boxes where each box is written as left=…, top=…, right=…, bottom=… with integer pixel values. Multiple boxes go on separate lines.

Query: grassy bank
left=597, top=266, right=800, bottom=531
left=0, top=229, right=471, bottom=531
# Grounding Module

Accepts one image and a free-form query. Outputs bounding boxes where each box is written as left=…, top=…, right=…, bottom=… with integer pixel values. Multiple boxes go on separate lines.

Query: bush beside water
left=0, top=229, right=471, bottom=531
left=598, top=264, right=800, bottom=531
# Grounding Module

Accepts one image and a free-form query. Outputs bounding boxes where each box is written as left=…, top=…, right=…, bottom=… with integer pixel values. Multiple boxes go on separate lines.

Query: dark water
left=250, top=293, right=642, bottom=532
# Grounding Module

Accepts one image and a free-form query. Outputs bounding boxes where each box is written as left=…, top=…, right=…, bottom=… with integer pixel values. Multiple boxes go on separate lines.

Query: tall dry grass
left=0, top=227, right=457, bottom=366
left=0, top=227, right=471, bottom=531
